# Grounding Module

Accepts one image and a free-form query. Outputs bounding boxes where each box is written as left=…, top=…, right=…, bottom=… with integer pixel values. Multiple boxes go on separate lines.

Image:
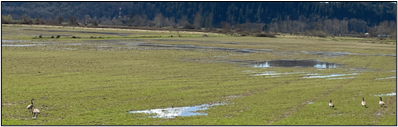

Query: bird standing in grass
left=329, top=100, right=334, bottom=108
left=361, top=97, right=366, bottom=107
left=32, top=108, right=40, bottom=118
left=27, top=99, right=34, bottom=112
left=379, top=97, right=385, bottom=107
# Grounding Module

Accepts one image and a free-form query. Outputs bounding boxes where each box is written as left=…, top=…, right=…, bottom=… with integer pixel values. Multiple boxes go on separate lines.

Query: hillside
left=1, top=2, right=396, bottom=37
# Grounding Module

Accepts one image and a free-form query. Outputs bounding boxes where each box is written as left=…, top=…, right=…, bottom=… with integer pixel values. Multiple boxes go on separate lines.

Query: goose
left=329, top=100, right=334, bottom=108
left=361, top=97, right=366, bottom=107
left=32, top=108, right=40, bottom=118
left=26, top=99, right=34, bottom=112
left=379, top=97, right=385, bottom=107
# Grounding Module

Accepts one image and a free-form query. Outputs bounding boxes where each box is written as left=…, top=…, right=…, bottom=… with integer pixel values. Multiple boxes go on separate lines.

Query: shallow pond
left=129, top=102, right=228, bottom=118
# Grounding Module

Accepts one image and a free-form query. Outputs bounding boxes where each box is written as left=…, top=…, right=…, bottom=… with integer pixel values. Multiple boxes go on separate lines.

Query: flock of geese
left=329, top=97, right=385, bottom=108
left=25, top=97, right=385, bottom=118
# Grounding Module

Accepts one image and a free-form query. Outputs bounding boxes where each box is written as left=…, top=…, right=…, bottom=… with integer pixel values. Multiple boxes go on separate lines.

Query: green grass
left=1, top=25, right=396, bottom=125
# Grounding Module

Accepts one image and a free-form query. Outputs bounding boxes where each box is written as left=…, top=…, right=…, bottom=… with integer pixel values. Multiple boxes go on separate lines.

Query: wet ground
left=250, top=60, right=340, bottom=68
left=23, top=29, right=131, bottom=36
left=129, top=102, right=229, bottom=118
left=373, top=92, right=397, bottom=97
left=2, top=39, right=396, bottom=122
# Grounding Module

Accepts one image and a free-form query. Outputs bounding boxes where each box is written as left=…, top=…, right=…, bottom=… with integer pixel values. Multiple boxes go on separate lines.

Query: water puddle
left=373, top=92, right=396, bottom=97
left=326, top=77, right=356, bottom=80
left=301, top=51, right=396, bottom=57
left=2, top=44, right=38, bottom=47
left=251, top=70, right=357, bottom=80
left=136, top=43, right=272, bottom=53
left=129, top=102, right=228, bottom=118
left=2, top=40, right=27, bottom=43
left=331, top=114, right=343, bottom=116
left=307, top=102, right=313, bottom=104
left=303, top=73, right=358, bottom=79
left=375, top=76, right=396, bottom=80
left=23, top=29, right=130, bottom=36
left=377, top=113, right=382, bottom=116
left=2, top=103, right=15, bottom=106
left=251, top=60, right=340, bottom=68
left=152, top=39, right=240, bottom=45
left=252, top=71, right=306, bottom=77
left=301, top=51, right=350, bottom=56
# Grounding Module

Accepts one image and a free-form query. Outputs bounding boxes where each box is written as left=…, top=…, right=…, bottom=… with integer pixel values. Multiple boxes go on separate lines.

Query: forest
left=1, top=2, right=397, bottom=38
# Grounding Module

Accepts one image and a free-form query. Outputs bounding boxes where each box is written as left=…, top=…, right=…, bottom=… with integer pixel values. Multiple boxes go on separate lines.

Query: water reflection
left=303, top=73, right=358, bottom=79
left=252, top=60, right=339, bottom=68
left=373, top=92, right=396, bottom=97
left=129, top=102, right=228, bottom=118
left=252, top=71, right=306, bottom=77
left=375, top=76, right=396, bottom=80
left=2, top=44, right=37, bottom=47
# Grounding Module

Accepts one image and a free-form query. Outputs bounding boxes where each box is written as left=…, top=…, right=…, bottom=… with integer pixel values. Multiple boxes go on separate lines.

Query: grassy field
left=1, top=25, right=396, bottom=125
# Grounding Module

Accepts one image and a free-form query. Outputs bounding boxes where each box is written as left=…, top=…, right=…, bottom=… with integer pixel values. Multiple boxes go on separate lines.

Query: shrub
left=92, top=20, right=98, bottom=26
left=312, top=30, right=327, bottom=38
left=389, top=31, right=396, bottom=40
left=255, top=33, right=276, bottom=38
left=183, top=24, right=195, bottom=29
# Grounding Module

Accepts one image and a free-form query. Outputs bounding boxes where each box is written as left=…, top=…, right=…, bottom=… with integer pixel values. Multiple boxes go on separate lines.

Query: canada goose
left=329, top=100, right=334, bottom=108
left=361, top=97, right=366, bottom=107
left=379, top=97, right=385, bottom=107
left=32, top=108, right=40, bottom=118
left=26, top=99, right=34, bottom=112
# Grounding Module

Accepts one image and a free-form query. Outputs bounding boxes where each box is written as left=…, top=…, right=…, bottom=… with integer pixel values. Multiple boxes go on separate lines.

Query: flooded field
left=1, top=25, right=396, bottom=125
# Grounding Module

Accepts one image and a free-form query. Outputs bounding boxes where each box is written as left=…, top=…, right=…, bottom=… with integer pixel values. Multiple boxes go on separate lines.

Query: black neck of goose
left=362, top=98, right=364, bottom=101
left=380, top=97, right=382, bottom=101
left=31, top=99, right=34, bottom=104
left=330, top=100, right=332, bottom=103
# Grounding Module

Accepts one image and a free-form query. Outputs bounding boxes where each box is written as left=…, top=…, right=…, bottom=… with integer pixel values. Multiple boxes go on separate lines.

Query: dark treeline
left=2, top=2, right=396, bottom=38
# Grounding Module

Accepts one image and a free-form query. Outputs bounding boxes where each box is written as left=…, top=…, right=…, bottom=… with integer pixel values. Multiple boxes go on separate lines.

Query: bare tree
left=164, top=17, right=176, bottom=27
left=153, top=13, right=164, bottom=28
left=69, top=16, right=79, bottom=26
left=44, top=17, right=53, bottom=25
left=221, top=22, right=231, bottom=32
left=368, top=27, right=377, bottom=37
left=56, top=16, right=63, bottom=25
left=131, top=14, right=142, bottom=26
left=178, top=15, right=188, bottom=26
left=22, top=14, right=32, bottom=24
left=389, top=31, right=396, bottom=39
left=84, top=15, right=91, bottom=26
left=377, top=20, right=390, bottom=36
left=205, top=12, right=213, bottom=30
left=193, top=11, right=202, bottom=29
left=111, top=16, right=123, bottom=26
left=92, top=19, right=98, bottom=26
left=236, top=23, right=246, bottom=32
